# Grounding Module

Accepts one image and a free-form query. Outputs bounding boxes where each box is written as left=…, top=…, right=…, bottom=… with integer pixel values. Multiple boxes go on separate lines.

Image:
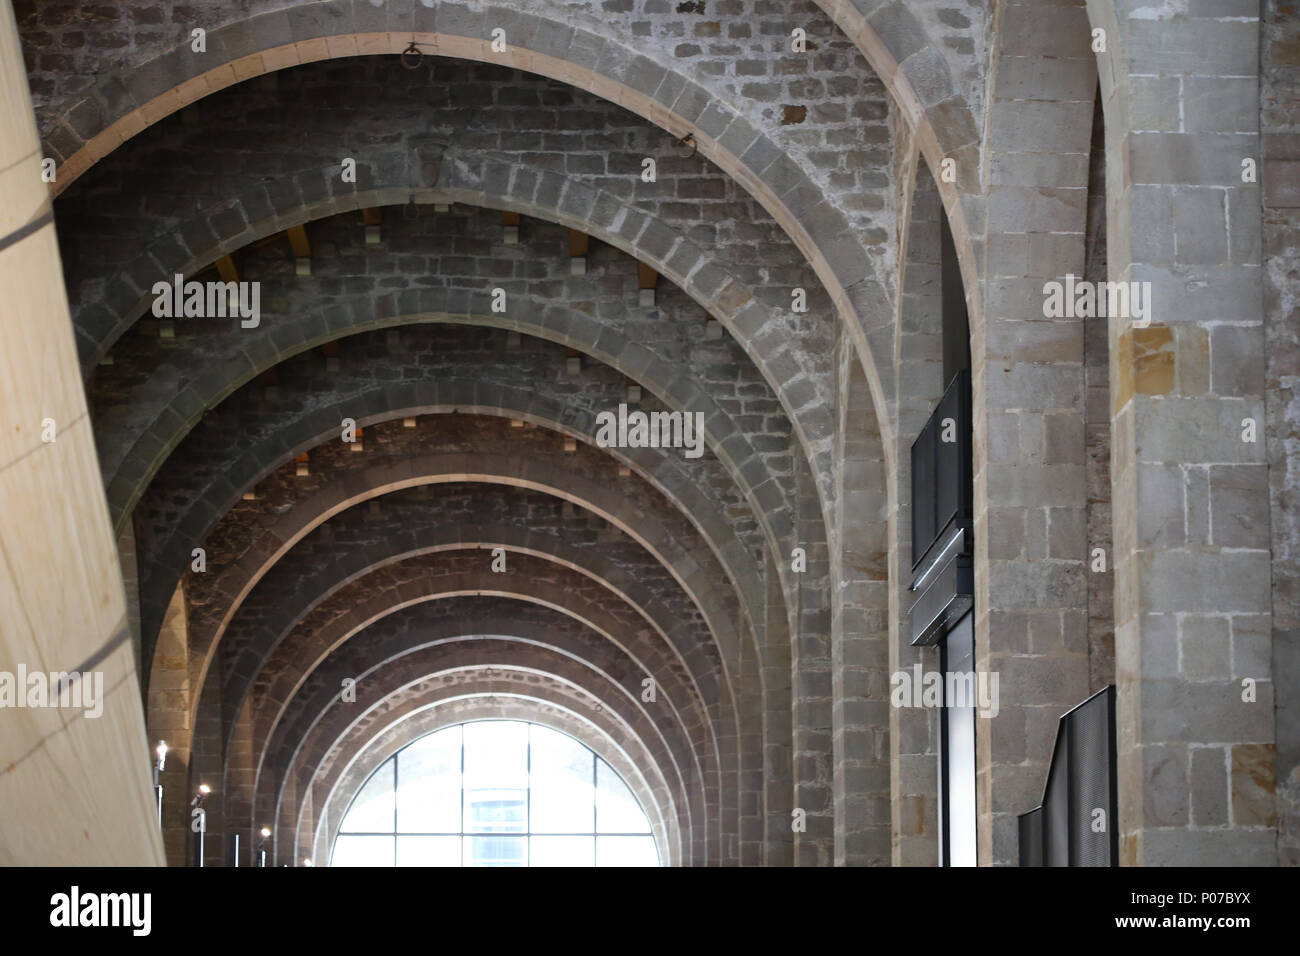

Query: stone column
left=0, top=0, right=162, bottom=866
left=831, top=327, right=892, bottom=866
left=975, top=0, right=1096, bottom=865
left=1092, top=0, right=1277, bottom=864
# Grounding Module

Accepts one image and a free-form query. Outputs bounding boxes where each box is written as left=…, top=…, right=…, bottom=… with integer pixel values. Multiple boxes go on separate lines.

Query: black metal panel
left=1043, top=732, right=1071, bottom=866
left=908, top=370, right=974, bottom=645
left=1018, top=686, right=1118, bottom=867
left=1071, top=693, right=1115, bottom=866
left=1018, top=807, right=1044, bottom=867
left=933, top=381, right=966, bottom=541
left=910, top=369, right=973, bottom=574
left=908, top=547, right=973, bottom=646
left=911, top=416, right=937, bottom=563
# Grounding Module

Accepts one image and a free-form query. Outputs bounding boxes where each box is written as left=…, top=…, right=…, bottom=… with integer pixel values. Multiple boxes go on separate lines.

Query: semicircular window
left=331, top=720, right=659, bottom=866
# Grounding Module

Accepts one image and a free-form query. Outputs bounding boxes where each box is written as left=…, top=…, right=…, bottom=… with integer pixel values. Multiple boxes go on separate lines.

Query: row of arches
left=2, top=0, right=1277, bottom=866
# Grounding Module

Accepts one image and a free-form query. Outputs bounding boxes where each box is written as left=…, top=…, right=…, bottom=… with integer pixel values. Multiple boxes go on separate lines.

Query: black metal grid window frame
left=331, top=720, right=659, bottom=867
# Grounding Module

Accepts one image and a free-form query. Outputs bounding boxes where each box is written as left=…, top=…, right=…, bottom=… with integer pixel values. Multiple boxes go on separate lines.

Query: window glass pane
left=331, top=835, right=394, bottom=867
left=396, top=835, right=460, bottom=867
left=596, top=759, right=650, bottom=833
left=463, top=721, right=528, bottom=832
left=396, top=726, right=460, bottom=833
left=946, top=702, right=977, bottom=865
left=943, top=612, right=977, bottom=866
left=338, top=758, right=394, bottom=833
left=530, top=835, right=595, bottom=867
left=466, top=835, right=526, bottom=867
left=330, top=720, right=659, bottom=866
left=596, top=835, right=658, bottom=867
left=529, top=724, right=594, bottom=833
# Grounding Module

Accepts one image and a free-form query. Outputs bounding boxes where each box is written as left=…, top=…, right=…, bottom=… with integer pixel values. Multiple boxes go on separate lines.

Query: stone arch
left=269, top=638, right=713, bottom=862
left=61, top=34, right=877, bottom=868
left=174, top=444, right=758, bottom=728
left=208, top=501, right=738, bottom=773
left=130, top=351, right=760, bottom=683
left=229, top=567, right=719, bottom=852
left=179, top=536, right=740, bottom=864
left=135, top=345, right=769, bottom=853
left=309, top=688, right=682, bottom=866
left=810, top=0, right=985, bottom=359
left=244, top=559, right=717, bottom=797
left=257, top=602, right=708, bottom=830
left=153, top=439, right=752, bottom=751
left=100, top=284, right=793, bottom=570
left=43, top=0, right=904, bottom=517
left=84, top=155, right=827, bottom=525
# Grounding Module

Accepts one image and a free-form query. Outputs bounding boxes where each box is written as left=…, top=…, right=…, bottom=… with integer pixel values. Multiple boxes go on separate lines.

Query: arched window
left=331, top=720, right=659, bottom=867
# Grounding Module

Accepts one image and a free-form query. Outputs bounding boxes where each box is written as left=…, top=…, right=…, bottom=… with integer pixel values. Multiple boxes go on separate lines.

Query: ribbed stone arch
left=159, top=443, right=752, bottom=764
left=87, top=159, right=826, bottom=527
left=232, top=567, right=722, bottom=853
left=209, top=495, right=741, bottom=776
left=35, top=0, right=995, bottom=477
left=135, top=374, right=762, bottom=686
left=167, top=496, right=738, bottom=780
left=244, top=561, right=722, bottom=801
left=176, top=444, right=758, bottom=731
left=131, top=334, right=775, bottom=653
left=68, top=40, right=863, bottom=867
left=142, top=415, right=757, bottom=859
left=252, top=599, right=711, bottom=846
left=100, top=286, right=793, bottom=575
left=810, top=0, right=985, bottom=334
left=44, top=0, right=900, bottom=514
left=269, top=638, right=715, bottom=863
left=307, top=688, right=682, bottom=867
left=177, top=534, right=748, bottom=863
left=137, top=356, right=769, bottom=832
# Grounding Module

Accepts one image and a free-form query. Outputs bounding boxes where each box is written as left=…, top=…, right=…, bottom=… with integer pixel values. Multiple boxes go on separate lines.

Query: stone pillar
left=763, top=549, right=794, bottom=866
left=1262, top=0, right=1300, bottom=867
left=149, top=583, right=192, bottom=864
left=890, top=156, right=946, bottom=865
left=0, top=0, right=162, bottom=866
left=1092, top=0, right=1277, bottom=864
left=975, top=0, right=1096, bottom=865
left=792, top=448, right=834, bottom=865
left=831, top=327, right=892, bottom=866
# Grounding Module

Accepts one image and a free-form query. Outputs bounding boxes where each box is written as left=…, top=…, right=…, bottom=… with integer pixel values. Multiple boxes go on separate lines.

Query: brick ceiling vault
left=12, top=0, right=1289, bottom=872
left=21, top=0, right=965, bottom=867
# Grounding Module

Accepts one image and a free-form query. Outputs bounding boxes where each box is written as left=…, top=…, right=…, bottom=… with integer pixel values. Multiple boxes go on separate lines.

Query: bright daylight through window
left=331, top=720, right=659, bottom=867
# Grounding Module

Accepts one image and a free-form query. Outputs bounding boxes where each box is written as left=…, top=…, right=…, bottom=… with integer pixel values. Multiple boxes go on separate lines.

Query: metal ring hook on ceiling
left=401, top=41, right=424, bottom=70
